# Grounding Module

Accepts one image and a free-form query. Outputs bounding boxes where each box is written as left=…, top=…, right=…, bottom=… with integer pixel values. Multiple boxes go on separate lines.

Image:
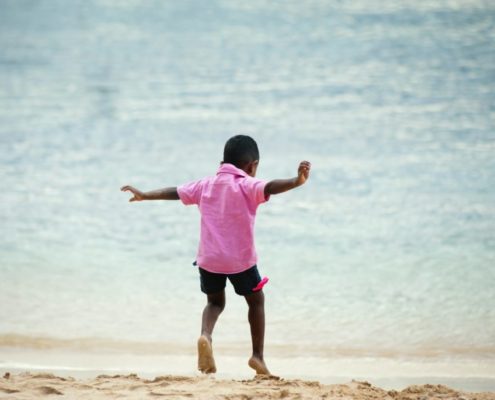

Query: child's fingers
left=299, top=161, right=311, bottom=175
left=121, top=186, right=140, bottom=201
left=299, top=162, right=311, bottom=171
left=297, top=161, right=311, bottom=182
left=121, top=186, right=139, bottom=196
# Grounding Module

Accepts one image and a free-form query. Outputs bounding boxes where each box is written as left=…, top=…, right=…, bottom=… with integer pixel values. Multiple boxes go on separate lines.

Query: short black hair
left=223, top=135, right=260, bottom=168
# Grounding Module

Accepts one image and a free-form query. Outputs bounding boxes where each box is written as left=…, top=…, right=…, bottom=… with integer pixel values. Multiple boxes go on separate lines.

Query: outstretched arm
left=264, top=161, right=311, bottom=197
left=120, top=185, right=180, bottom=201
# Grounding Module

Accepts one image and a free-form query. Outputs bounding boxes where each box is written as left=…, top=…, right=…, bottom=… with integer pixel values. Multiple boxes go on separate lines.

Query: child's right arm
left=120, top=185, right=180, bottom=201
left=264, top=160, right=311, bottom=197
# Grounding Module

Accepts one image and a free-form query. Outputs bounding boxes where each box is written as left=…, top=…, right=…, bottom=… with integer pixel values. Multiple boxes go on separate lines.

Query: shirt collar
left=217, top=163, right=248, bottom=177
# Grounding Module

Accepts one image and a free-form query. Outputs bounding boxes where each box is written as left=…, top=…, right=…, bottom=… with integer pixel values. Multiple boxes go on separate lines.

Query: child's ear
left=247, top=160, right=259, bottom=176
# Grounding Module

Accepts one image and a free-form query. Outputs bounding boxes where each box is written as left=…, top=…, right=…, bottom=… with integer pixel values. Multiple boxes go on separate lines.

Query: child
left=121, top=135, right=311, bottom=376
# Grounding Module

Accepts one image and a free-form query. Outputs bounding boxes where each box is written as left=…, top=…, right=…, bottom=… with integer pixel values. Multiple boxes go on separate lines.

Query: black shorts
left=198, top=265, right=262, bottom=296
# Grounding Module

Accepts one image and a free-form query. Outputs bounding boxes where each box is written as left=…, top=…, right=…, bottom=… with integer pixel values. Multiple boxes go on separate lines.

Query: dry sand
left=1, top=372, right=495, bottom=400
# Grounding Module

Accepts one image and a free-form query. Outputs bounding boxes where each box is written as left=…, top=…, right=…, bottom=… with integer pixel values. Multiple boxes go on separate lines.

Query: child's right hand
left=121, top=185, right=145, bottom=202
left=295, top=161, right=311, bottom=186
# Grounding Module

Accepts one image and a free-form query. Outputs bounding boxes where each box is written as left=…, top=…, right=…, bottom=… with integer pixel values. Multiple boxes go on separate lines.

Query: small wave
left=1, top=334, right=494, bottom=360
left=0, top=334, right=193, bottom=355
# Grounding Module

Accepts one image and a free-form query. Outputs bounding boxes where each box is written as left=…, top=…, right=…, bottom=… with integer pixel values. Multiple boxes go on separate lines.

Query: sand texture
left=1, top=372, right=495, bottom=400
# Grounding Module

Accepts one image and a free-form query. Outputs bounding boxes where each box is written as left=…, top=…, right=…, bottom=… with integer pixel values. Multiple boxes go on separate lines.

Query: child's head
left=223, top=135, right=260, bottom=176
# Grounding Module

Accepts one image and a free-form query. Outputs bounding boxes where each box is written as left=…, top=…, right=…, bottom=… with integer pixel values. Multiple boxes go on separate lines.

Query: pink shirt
left=177, top=163, right=269, bottom=274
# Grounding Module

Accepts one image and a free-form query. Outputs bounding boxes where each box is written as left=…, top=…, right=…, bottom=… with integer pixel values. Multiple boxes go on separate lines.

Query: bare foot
left=248, top=356, right=270, bottom=375
left=197, top=336, right=216, bottom=374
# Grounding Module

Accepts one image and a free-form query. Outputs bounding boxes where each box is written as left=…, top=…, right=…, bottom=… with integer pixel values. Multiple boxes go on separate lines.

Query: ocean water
left=1, top=0, right=495, bottom=386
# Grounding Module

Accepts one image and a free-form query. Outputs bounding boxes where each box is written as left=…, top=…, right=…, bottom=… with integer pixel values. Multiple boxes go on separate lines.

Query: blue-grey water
left=1, top=0, right=494, bottom=383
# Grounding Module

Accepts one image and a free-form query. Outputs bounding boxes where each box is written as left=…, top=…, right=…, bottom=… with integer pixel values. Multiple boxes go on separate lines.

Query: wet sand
left=1, top=372, right=495, bottom=400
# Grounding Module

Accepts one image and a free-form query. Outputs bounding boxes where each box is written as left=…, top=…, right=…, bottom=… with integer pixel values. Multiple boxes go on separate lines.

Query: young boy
left=121, top=135, right=311, bottom=376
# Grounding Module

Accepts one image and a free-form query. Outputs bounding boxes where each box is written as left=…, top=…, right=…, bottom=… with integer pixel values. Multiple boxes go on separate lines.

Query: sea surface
left=1, top=0, right=494, bottom=388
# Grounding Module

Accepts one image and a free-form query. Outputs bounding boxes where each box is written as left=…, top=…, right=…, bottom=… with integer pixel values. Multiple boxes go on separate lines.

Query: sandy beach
left=1, top=372, right=494, bottom=400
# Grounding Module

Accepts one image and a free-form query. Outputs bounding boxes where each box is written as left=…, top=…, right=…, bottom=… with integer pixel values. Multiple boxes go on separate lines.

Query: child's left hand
left=121, top=185, right=145, bottom=202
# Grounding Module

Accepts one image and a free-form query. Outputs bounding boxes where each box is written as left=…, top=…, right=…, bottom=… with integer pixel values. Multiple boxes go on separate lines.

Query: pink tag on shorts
left=253, top=277, right=269, bottom=292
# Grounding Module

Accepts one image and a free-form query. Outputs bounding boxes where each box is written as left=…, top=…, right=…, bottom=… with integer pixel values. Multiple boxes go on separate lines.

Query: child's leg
left=245, top=290, right=270, bottom=375
left=201, top=290, right=225, bottom=341
left=198, top=290, right=225, bottom=374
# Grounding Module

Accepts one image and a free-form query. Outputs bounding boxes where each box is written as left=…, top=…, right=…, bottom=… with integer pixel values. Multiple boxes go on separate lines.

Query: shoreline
left=1, top=372, right=495, bottom=400
left=2, top=336, right=495, bottom=393
left=1, top=348, right=495, bottom=392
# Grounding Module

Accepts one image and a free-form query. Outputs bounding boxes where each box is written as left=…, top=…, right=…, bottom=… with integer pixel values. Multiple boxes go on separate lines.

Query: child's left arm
left=120, top=185, right=180, bottom=201
left=264, top=160, right=311, bottom=197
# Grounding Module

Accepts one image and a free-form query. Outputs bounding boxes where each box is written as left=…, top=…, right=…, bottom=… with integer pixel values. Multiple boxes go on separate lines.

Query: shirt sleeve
left=242, top=177, right=269, bottom=207
left=177, top=179, right=204, bottom=206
